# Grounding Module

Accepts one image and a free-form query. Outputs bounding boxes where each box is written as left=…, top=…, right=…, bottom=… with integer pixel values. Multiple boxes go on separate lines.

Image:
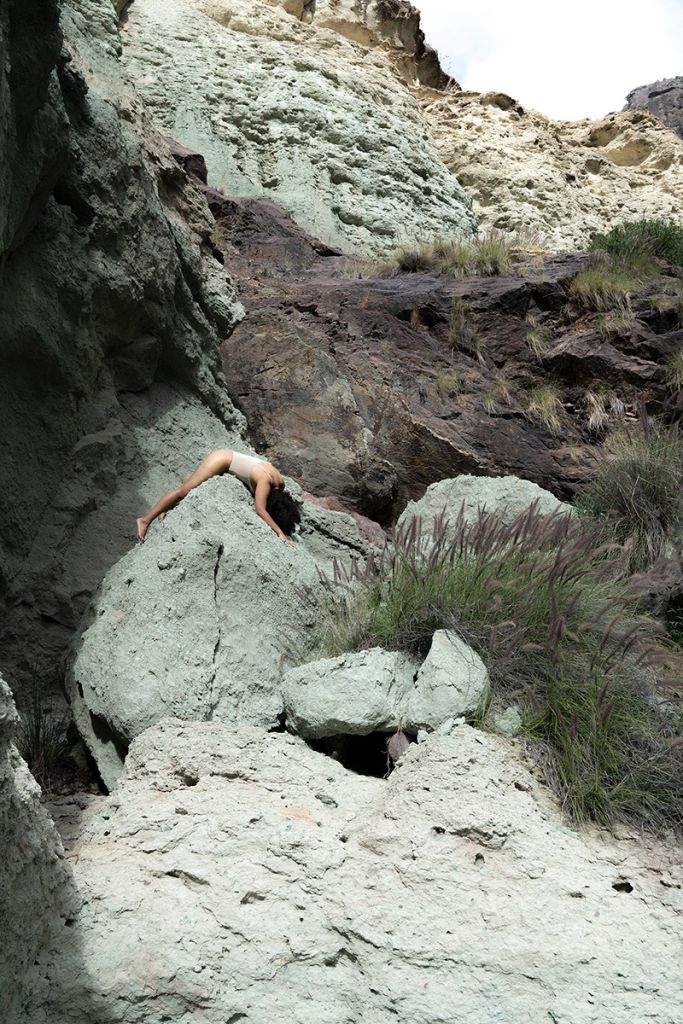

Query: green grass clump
left=575, top=421, right=683, bottom=570
left=310, top=506, right=682, bottom=831
left=569, top=261, right=642, bottom=312
left=591, top=219, right=683, bottom=267
left=17, top=695, right=70, bottom=791
left=389, top=231, right=514, bottom=279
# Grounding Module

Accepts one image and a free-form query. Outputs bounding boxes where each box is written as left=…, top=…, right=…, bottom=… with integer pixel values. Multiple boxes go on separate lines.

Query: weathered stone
left=404, top=630, right=489, bottom=731
left=423, top=90, right=683, bottom=249
left=206, top=184, right=683, bottom=521
left=120, top=0, right=475, bottom=256
left=33, top=720, right=683, bottom=1023
left=283, top=648, right=418, bottom=739
left=398, top=473, right=573, bottom=536
left=491, top=704, right=524, bottom=738
left=0, top=677, right=78, bottom=1022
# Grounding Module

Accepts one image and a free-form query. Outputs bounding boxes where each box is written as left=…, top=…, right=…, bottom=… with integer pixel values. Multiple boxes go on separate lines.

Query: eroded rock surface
left=406, top=630, right=489, bottom=729
left=421, top=90, right=683, bottom=249
left=205, top=184, right=683, bottom=521
left=398, top=473, right=572, bottom=534
left=283, top=634, right=489, bottom=739
left=119, top=0, right=474, bottom=255
left=283, top=648, right=419, bottom=738
left=35, top=720, right=683, bottom=1023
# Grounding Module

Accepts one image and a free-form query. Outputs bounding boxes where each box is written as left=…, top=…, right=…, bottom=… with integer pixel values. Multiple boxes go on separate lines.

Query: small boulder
left=404, top=631, right=489, bottom=732
left=398, top=474, right=572, bottom=538
left=282, top=648, right=418, bottom=739
left=491, top=705, right=524, bottom=738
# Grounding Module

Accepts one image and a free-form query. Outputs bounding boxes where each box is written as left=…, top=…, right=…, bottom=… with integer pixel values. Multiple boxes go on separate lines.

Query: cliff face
left=0, top=0, right=244, bottom=705
left=118, top=0, right=683, bottom=254
left=2, top=2, right=683, bottom=1022
left=118, top=0, right=475, bottom=255
left=625, top=77, right=683, bottom=139
left=421, top=91, right=683, bottom=250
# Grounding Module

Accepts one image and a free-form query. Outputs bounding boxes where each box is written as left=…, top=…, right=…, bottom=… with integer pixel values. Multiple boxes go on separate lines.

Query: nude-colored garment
left=228, top=451, right=266, bottom=490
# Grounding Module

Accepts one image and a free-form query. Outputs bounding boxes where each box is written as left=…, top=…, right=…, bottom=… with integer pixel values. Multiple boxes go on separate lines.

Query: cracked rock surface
left=37, top=720, right=683, bottom=1024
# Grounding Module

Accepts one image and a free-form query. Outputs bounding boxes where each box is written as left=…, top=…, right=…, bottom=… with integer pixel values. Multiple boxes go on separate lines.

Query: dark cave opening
left=307, top=730, right=415, bottom=778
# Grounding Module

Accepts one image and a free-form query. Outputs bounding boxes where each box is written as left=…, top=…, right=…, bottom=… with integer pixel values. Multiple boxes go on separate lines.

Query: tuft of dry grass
left=584, top=390, right=626, bottom=434
left=387, top=231, right=515, bottom=279
left=434, top=369, right=461, bottom=396
left=595, top=308, right=636, bottom=337
left=449, top=297, right=475, bottom=349
left=665, top=349, right=683, bottom=391
left=586, top=391, right=609, bottom=434
left=525, top=312, right=552, bottom=359
left=525, top=383, right=563, bottom=433
left=570, top=264, right=639, bottom=313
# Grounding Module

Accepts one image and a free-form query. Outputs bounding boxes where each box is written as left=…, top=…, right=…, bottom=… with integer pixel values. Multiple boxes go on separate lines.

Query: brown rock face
left=167, top=143, right=683, bottom=523
left=624, top=78, right=683, bottom=139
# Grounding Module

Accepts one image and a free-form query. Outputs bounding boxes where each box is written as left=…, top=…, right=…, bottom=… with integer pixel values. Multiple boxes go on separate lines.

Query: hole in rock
left=612, top=880, right=634, bottom=893
left=396, top=305, right=441, bottom=330
left=176, top=772, right=199, bottom=787
left=52, top=179, right=95, bottom=225
left=307, top=731, right=403, bottom=778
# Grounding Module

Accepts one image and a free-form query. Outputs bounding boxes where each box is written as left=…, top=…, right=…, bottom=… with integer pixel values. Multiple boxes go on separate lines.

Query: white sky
left=414, top=0, right=683, bottom=120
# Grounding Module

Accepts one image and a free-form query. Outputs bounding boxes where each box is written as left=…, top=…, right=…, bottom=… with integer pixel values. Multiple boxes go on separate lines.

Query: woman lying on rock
left=135, top=449, right=301, bottom=546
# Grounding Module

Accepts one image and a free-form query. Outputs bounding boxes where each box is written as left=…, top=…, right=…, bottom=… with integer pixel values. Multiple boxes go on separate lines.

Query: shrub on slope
left=591, top=219, right=683, bottom=267
left=575, top=421, right=683, bottom=572
left=312, top=505, right=682, bottom=832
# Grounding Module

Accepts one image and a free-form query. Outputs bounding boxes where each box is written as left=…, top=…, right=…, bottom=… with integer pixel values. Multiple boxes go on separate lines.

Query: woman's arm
left=254, top=479, right=295, bottom=545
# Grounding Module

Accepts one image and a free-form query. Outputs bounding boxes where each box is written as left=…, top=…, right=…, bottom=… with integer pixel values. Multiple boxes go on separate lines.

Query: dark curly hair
left=266, top=488, right=301, bottom=536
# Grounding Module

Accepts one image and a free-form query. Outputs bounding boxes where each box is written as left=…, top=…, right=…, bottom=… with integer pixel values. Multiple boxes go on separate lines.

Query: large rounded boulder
left=66, top=476, right=367, bottom=788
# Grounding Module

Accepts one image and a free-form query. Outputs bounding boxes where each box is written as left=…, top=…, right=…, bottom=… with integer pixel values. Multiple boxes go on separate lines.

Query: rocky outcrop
left=118, top=0, right=683, bottom=254
left=0, top=677, right=78, bottom=1022
left=67, top=472, right=371, bottom=788
left=313, top=0, right=452, bottom=89
left=283, top=634, right=489, bottom=739
left=421, top=91, right=683, bottom=249
left=625, top=78, right=683, bottom=139
left=205, top=184, right=683, bottom=520
left=283, top=648, right=419, bottom=738
left=119, top=0, right=474, bottom=255
left=406, top=629, right=489, bottom=728
left=34, top=719, right=683, bottom=1023
left=0, top=0, right=245, bottom=705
